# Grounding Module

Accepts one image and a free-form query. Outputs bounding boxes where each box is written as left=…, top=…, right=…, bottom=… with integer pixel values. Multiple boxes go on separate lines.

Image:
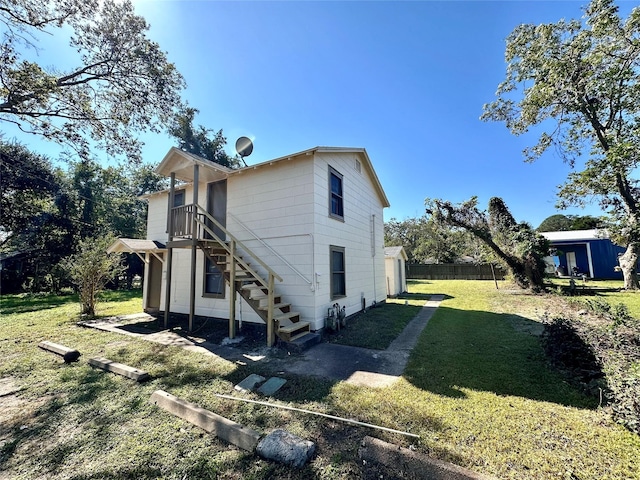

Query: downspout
left=371, top=213, right=376, bottom=304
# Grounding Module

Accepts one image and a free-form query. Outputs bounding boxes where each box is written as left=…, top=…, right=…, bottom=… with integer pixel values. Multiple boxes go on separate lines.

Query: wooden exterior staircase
left=168, top=203, right=311, bottom=346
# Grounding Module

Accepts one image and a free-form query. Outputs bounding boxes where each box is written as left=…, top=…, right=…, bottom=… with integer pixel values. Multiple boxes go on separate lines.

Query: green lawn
left=328, top=299, right=423, bottom=349
left=1, top=283, right=639, bottom=479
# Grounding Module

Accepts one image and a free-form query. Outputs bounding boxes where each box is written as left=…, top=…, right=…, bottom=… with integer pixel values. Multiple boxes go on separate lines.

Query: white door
left=567, top=251, right=577, bottom=275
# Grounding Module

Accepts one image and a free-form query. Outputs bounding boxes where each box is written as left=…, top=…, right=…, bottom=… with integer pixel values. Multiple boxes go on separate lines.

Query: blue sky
left=7, top=1, right=638, bottom=227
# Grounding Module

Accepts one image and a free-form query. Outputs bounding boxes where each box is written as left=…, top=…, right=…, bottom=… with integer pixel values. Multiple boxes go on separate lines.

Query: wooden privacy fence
left=406, top=263, right=506, bottom=280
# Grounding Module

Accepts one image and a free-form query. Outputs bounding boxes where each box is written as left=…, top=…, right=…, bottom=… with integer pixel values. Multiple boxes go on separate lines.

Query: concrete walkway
left=80, top=295, right=444, bottom=388
left=280, top=295, right=443, bottom=387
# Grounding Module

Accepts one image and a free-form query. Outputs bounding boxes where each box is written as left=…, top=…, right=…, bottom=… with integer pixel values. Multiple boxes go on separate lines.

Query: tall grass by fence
left=406, top=263, right=506, bottom=280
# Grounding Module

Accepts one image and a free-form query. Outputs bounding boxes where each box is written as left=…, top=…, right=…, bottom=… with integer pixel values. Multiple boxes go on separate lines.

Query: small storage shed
left=540, top=229, right=625, bottom=280
left=384, top=246, right=408, bottom=297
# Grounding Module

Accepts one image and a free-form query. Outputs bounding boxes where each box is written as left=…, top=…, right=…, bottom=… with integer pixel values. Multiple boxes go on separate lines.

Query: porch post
left=586, top=242, right=595, bottom=278
left=189, top=164, right=199, bottom=333
left=164, top=173, right=176, bottom=328
left=229, top=239, right=236, bottom=339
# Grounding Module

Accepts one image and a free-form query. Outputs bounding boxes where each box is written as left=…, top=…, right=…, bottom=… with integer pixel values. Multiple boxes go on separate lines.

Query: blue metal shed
left=541, top=230, right=625, bottom=280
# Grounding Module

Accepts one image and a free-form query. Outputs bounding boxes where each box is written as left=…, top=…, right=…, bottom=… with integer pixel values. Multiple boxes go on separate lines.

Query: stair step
left=228, top=271, right=255, bottom=279
left=277, top=320, right=310, bottom=334
left=218, top=259, right=247, bottom=266
left=288, top=331, right=311, bottom=342
left=275, top=311, right=301, bottom=323
left=258, top=303, right=290, bottom=311
left=205, top=248, right=229, bottom=255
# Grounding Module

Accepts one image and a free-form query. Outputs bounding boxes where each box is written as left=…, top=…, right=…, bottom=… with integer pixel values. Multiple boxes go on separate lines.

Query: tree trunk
left=619, top=243, right=640, bottom=290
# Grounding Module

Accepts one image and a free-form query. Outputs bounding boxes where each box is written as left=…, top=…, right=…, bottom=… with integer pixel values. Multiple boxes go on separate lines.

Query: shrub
left=542, top=307, right=640, bottom=434
left=62, top=236, right=124, bottom=317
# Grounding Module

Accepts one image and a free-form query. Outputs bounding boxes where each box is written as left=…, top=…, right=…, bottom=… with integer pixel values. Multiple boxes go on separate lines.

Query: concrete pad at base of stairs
left=38, top=341, right=81, bottom=363
left=88, top=357, right=150, bottom=382
left=149, top=390, right=261, bottom=452
left=234, top=374, right=266, bottom=393
left=358, top=436, right=497, bottom=480
left=257, top=377, right=287, bottom=396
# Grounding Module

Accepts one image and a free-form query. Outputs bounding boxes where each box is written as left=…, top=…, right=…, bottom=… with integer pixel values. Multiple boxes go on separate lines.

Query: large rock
left=256, top=429, right=315, bottom=468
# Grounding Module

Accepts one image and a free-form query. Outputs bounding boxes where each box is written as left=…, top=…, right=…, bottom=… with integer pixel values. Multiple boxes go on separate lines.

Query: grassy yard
left=328, top=299, right=424, bottom=349
left=1, top=284, right=639, bottom=479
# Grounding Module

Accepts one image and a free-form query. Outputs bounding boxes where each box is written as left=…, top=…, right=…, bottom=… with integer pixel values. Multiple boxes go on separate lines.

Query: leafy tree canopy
left=169, top=106, right=240, bottom=169
left=426, top=197, right=549, bottom=291
left=0, top=140, right=60, bottom=247
left=537, top=214, right=602, bottom=232
left=0, top=140, right=162, bottom=292
left=384, top=215, right=473, bottom=264
left=482, top=0, right=640, bottom=289
left=0, top=0, right=185, bottom=162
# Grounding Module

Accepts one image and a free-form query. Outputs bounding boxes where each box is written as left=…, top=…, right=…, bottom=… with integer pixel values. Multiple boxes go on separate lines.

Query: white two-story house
left=110, top=146, right=390, bottom=346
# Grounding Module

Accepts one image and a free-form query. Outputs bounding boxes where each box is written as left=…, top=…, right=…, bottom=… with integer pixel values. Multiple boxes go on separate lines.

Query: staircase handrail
left=228, top=212, right=313, bottom=288
left=193, top=204, right=283, bottom=283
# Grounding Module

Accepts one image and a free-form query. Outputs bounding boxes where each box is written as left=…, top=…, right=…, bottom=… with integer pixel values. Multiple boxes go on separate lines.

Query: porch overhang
left=107, top=238, right=166, bottom=264
left=155, top=147, right=232, bottom=183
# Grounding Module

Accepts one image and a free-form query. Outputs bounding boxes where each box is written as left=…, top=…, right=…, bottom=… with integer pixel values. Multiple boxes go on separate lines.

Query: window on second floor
left=329, top=167, right=344, bottom=220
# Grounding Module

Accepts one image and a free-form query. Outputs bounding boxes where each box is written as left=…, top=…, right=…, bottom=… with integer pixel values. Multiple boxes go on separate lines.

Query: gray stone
left=256, top=429, right=315, bottom=468
left=257, top=377, right=286, bottom=396
left=234, top=374, right=265, bottom=393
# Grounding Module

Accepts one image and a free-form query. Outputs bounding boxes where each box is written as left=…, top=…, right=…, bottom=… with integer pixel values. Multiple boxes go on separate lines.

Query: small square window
left=329, top=167, right=344, bottom=220
left=173, top=189, right=185, bottom=207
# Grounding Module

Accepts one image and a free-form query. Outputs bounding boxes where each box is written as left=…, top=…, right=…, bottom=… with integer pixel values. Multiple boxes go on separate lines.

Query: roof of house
left=384, top=246, right=408, bottom=260
left=540, top=229, right=607, bottom=242
left=107, top=238, right=166, bottom=254
left=154, top=146, right=390, bottom=208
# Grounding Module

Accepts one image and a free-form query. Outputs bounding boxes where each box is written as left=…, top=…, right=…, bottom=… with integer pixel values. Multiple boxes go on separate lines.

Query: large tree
left=0, top=0, right=184, bottom=162
left=482, top=0, right=640, bottom=289
left=384, top=215, right=471, bottom=264
left=426, top=197, right=549, bottom=291
left=1, top=141, right=165, bottom=292
left=0, top=141, right=60, bottom=247
left=169, top=106, right=240, bottom=168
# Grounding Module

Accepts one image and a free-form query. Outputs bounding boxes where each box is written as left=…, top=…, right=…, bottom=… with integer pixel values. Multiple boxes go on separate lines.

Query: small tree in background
left=64, top=236, right=124, bottom=316
left=537, top=214, right=602, bottom=232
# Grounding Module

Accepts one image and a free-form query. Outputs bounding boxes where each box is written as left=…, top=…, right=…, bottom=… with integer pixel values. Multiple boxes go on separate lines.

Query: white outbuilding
left=384, top=246, right=408, bottom=297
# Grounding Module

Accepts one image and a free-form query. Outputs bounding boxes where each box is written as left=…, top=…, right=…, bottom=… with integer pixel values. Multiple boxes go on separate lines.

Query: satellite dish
left=235, top=137, right=253, bottom=159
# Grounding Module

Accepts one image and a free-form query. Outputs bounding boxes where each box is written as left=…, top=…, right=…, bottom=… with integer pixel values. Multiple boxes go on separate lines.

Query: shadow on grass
left=0, top=365, right=127, bottom=476
left=396, top=292, right=453, bottom=301
left=98, top=289, right=143, bottom=303
left=67, top=466, right=165, bottom=480
left=404, top=306, right=599, bottom=409
left=0, top=293, right=78, bottom=315
left=329, top=303, right=423, bottom=350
